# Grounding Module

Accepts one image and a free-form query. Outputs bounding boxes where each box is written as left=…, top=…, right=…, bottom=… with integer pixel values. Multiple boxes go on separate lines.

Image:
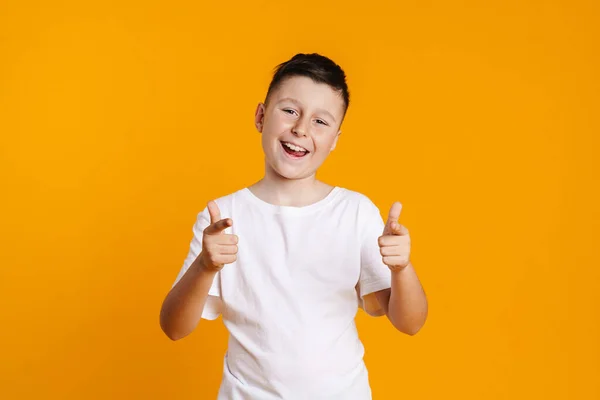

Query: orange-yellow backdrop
left=1, top=0, right=598, bottom=399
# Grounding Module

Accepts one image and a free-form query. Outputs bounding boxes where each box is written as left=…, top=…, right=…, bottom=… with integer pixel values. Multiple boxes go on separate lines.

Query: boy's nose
left=292, top=124, right=307, bottom=137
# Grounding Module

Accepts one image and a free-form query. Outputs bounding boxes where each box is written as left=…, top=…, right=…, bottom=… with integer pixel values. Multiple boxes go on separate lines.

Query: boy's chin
left=271, top=164, right=314, bottom=181
left=276, top=169, right=309, bottom=181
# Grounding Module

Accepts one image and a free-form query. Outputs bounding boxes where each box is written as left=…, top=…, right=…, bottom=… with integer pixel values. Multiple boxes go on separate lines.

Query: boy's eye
left=282, top=109, right=328, bottom=126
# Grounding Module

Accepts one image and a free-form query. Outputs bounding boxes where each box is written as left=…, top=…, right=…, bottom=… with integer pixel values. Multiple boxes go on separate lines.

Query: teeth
left=283, top=142, right=307, bottom=152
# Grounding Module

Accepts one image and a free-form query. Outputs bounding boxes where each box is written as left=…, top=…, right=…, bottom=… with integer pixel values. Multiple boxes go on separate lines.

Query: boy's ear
left=254, top=103, right=266, bottom=133
left=330, top=130, right=342, bottom=151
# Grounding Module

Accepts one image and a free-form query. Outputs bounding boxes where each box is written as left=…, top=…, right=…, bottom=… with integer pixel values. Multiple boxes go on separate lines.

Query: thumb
left=383, top=201, right=402, bottom=235
left=205, top=201, right=232, bottom=235
left=207, top=200, right=221, bottom=225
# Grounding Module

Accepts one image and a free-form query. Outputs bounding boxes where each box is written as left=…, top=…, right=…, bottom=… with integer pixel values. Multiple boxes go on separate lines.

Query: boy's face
left=254, top=75, right=345, bottom=181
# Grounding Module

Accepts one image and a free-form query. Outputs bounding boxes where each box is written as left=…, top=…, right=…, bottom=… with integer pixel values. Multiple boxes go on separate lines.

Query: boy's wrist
left=193, top=255, right=220, bottom=275
left=389, top=261, right=411, bottom=275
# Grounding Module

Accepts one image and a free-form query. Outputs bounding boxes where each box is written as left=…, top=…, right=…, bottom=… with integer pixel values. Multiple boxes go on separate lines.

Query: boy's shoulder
left=337, top=186, right=381, bottom=212
left=211, top=187, right=245, bottom=202
left=339, top=186, right=374, bottom=203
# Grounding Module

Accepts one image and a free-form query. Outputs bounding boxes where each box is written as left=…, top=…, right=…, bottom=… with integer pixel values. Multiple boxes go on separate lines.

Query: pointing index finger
left=205, top=217, right=232, bottom=235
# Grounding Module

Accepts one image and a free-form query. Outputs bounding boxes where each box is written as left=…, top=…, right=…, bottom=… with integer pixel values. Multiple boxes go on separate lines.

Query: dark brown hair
left=265, top=53, right=350, bottom=119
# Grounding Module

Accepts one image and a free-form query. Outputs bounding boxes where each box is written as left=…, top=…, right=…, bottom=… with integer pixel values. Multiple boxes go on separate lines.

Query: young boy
left=160, top=53, right=428, bottom=399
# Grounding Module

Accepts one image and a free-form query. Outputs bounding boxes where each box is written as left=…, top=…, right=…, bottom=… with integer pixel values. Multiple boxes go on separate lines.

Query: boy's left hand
left=378, top=202, right=411, bottom=271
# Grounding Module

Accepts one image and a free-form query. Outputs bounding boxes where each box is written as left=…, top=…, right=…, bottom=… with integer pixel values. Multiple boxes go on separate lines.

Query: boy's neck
left=248, top=177, right=335, bottom=208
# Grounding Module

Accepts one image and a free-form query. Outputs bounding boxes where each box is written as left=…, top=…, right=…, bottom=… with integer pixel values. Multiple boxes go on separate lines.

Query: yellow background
left=1, top=0, right=598, bottom=398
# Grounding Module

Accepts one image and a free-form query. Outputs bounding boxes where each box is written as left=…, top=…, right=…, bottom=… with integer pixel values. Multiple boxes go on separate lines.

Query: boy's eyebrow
left=277, top=97, right=337, bottom=123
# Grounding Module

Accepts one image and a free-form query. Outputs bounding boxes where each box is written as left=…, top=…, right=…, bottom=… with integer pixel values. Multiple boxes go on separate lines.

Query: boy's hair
left=264, top=53, right=350, bottom=119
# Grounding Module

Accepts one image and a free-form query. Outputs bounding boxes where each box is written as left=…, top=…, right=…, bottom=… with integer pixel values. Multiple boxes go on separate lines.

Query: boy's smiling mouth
left=280, top=141, right=310, bottom=158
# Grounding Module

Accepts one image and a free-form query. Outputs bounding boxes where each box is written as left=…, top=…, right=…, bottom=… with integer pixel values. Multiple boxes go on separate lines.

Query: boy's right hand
left=199, top=200, right=238, bottom=271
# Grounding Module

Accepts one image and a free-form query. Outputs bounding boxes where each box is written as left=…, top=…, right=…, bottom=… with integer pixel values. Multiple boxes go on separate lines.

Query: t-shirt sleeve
left=356, top=199, right=392, bottom=317
left=172, top=206, right=223, bottom=320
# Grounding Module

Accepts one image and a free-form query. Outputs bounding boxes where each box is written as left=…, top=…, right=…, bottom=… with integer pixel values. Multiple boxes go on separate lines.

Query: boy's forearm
left=160, top=255, right=217, bottom=340
left=386, top=262, right=428, bottom=335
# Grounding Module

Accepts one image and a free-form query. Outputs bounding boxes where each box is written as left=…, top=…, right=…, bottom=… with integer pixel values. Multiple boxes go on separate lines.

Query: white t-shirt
left=172, top=186, right=392, bottom=400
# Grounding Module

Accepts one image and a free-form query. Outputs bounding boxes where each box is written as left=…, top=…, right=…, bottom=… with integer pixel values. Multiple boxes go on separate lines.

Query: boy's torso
left=214, top=187, right=374, bottom=399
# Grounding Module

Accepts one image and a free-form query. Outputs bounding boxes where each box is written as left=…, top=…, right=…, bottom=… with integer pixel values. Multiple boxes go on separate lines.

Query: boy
left=160, top=53, right=428, bottom=399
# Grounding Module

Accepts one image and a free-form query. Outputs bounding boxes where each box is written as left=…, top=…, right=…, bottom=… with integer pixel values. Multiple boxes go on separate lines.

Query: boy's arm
left=374, top=261, right=428, bottom=335
left=160, top=201, right=237, bottom=340
left=160, top=255, right=218, bottom=341
left=375, top=202, right=428, bottom=335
